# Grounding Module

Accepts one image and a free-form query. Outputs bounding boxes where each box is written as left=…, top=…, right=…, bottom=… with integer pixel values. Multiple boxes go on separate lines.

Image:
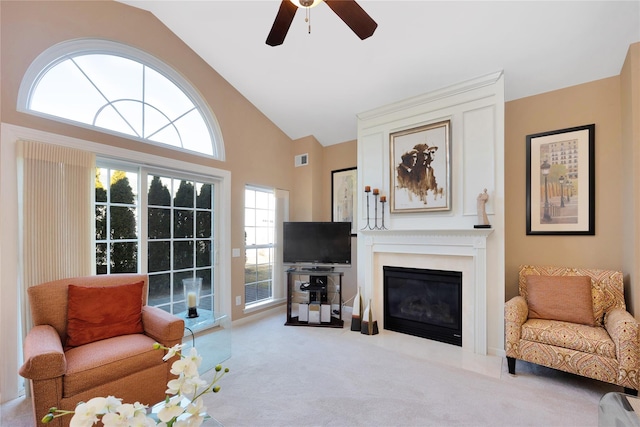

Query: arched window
left=18, top=39, right=224, bottom=159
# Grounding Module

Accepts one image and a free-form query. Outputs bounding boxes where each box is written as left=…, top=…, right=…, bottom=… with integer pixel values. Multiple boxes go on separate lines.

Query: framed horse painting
left=390, top=120, right=451, bottom=213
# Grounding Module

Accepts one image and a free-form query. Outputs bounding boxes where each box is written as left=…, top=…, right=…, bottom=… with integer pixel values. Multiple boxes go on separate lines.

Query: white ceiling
left=120, top=1, right=640, bottom=146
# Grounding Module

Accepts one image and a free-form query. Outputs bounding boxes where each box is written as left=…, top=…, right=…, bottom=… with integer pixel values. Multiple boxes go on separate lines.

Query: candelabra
left=379, top=196, right=387, bottom=230
left=361, top=187, right=373, bottom=230
left=373, top=192, right=379, bottom=229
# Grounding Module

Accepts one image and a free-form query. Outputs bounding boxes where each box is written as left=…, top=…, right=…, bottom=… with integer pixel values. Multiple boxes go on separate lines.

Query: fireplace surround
left=359, top=228, right=493, bottom=355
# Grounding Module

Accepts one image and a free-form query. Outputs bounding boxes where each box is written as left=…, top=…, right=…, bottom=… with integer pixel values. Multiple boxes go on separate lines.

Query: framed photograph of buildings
left=390, top=120, right=451, bottom=213
left=526, top=124, right=595, bottom=235
left=331, top=167, right=357, bottom=235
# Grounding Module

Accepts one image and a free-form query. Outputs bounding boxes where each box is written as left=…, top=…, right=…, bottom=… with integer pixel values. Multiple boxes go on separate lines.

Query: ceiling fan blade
left=325, top=0, right=377, bottom=40
left=266, top=1, right=298, bottom=46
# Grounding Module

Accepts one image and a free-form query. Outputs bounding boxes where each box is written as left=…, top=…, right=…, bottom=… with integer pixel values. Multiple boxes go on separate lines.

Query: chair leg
left=624, top=388, right=638, bottom=396
left=507, top=357, right=516, bottom=375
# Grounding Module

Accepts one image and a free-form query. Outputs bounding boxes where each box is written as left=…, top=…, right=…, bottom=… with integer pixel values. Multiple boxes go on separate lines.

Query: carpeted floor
left=1, top=308, right=624, bottom=426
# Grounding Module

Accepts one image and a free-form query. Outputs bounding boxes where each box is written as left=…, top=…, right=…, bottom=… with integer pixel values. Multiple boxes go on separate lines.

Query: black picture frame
left=331, top=167, right=357, bottom=235
left=526, top=124, right=595, bottom=235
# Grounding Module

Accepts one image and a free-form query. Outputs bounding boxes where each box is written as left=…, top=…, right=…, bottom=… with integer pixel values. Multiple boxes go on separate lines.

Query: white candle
left=187, top=291, right=197, bottom=308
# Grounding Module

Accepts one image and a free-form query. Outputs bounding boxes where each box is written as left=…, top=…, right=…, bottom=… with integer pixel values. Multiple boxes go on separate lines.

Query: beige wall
left=505, top=76, right=626, bottom=302
left=0, top=0, right=296, bottom=322
left=291, top=135, right=325, bottom=221
left=322, top=140, right=358, bottom=305
left=621, top=43, right=640, bottom=315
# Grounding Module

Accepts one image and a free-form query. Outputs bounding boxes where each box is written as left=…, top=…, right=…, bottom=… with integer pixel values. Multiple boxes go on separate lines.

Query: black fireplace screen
left=383, top=266, right=462, bottom=346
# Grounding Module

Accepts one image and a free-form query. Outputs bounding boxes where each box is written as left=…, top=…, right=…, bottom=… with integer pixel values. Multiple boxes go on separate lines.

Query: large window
left=19, top=39, right=224, bottom=159
left=244, top=187, right=275, bottom=306
left=95, top=163, right=216, bottom=315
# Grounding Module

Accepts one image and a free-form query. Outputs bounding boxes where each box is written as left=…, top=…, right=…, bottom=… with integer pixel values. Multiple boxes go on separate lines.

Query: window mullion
left=139, top=169, right=149, bottom=274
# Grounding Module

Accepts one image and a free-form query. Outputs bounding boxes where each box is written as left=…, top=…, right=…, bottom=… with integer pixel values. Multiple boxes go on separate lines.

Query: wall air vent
left=295, top=153, right=309, bottom=167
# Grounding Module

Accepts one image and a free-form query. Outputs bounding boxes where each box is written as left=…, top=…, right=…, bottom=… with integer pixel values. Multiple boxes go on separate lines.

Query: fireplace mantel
left=358, top=228, right=494, bottom=355
left=360, top=228, right=493, bottom=247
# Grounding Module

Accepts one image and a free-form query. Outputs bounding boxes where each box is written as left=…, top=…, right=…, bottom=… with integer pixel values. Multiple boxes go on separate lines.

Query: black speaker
left=309, top=276, right=328, bottom=303
left=310, top=275, right=327, bottom=289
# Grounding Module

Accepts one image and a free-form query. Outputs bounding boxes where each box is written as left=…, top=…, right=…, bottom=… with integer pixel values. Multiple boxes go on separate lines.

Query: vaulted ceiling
left=120, top=1, right=640, bottom=146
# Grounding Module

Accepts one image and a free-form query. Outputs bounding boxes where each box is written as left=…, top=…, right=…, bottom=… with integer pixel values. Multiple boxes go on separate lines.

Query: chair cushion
left=66, top=281, right=145, bottom=348
left=521, top=318, right=616, bottom=359
left=526, top=275, right=595, bottom=326
left=63, top=334, right=164, bottom=397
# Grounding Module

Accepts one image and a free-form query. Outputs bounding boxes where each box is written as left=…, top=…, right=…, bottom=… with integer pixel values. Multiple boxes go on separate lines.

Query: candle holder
left=361, top=187, right=373, bottom=230
left=379, top=197, right=387, bottom=230
left=373, top=193, right=380, bottom=229
left=183, top=277, right=202, bottom=318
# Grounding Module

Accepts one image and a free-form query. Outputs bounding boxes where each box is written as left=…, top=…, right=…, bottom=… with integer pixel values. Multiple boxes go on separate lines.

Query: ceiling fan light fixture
left=289, top=0, right=324, bottom=8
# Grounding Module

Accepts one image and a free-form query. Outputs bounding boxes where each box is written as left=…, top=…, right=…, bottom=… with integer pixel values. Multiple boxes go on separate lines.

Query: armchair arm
left=19, top=325, right=66, bottom=380
left=142, top=305, right=185, bottom=345
left=605, top=308, right=640, bottom=383
left=505, top=296, right=528, bottom=357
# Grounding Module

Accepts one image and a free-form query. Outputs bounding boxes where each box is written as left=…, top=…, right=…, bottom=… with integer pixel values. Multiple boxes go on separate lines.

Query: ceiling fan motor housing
left=294, top=0, right=320, bottom=7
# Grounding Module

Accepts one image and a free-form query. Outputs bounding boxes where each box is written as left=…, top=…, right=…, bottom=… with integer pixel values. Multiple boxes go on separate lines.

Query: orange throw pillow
left=66, top=281, right=144, bottom=348
left=526, top=275, right=595, bottom=326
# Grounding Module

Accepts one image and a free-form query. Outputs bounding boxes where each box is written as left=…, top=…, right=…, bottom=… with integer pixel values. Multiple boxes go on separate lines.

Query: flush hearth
left=383, top=266, right=462, bottom=346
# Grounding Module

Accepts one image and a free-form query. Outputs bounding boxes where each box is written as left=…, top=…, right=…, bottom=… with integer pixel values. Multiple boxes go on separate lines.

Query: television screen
left=283, top=222, right=351, bottom=268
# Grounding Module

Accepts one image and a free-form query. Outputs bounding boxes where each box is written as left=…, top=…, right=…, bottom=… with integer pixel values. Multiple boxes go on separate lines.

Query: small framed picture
left=331, top=167, right=357, bottom=235
left=526, top=124, right=595, bottom=235
left=390, top=120, right=451, bottom=213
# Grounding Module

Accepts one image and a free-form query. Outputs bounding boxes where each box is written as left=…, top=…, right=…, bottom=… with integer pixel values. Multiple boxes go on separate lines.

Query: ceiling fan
left=266, top=0, right=378, bottom=47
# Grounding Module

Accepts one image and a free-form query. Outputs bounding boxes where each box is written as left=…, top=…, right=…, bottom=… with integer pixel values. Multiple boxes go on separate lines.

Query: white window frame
left=243, top=186, right=289, bottom=313
left=95, top=160, right=220, bottom=316
left=244, top=185, right=276, bottom=307
left=17, top=38, right=225, bottom=160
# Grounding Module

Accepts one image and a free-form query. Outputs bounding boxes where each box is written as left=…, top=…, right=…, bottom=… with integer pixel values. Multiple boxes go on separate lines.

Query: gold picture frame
left=390, top=120, right=451, bottom=213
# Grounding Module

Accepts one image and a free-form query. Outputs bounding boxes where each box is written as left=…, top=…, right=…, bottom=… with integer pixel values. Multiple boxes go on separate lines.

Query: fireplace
left=383, top=266, right=462, bottom=346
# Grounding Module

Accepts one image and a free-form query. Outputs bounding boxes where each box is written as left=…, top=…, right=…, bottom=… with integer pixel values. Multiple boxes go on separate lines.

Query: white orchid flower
left=184, top=347, right=202, bottom=369
left=158, top=395, right=185, bottom=423
left=186, top=397, right=206, bottom=416
left=101, top=411, right=130, bottom=427
left=132, top=402, right=149, bottom=417
left=162, top=343, right=185, bottom=361
left=170, top=357, right=199, bottom=378
left=128, top=413, right=158, bottom=427
left=166, top=376, right=185, bottom=395
left=69, top=402, right=100, bottom=427
left=174, top=414, right=204, bottom=427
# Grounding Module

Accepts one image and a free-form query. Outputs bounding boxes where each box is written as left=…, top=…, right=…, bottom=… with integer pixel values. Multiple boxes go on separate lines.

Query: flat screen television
left=283, top=221, right=352, bottom=269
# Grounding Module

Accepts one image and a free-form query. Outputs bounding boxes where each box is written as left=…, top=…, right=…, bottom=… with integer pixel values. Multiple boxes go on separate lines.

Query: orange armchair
left=19, top=274, right=185, bottom=426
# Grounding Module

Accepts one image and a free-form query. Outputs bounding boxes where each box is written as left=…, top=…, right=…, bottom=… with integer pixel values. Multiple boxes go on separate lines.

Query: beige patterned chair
left=505, top=265, right=639, bottom=394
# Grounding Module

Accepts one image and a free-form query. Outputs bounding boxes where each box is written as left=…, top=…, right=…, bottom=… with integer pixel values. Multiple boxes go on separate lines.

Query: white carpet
left=2, top=308, right=623, bottom=426
left=200, top=309, right=621, bottom=427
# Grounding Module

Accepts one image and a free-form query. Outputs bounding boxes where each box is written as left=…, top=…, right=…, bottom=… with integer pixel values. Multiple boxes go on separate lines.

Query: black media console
left=285, top=269, right=343, bottom=328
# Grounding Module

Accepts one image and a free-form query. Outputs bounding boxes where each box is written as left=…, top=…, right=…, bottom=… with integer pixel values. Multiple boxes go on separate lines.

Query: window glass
left=23, top=40, right=222, bottom=158
left=95, top=165, right=216, bottom=316
left=244, top=187, right=275, bottom=306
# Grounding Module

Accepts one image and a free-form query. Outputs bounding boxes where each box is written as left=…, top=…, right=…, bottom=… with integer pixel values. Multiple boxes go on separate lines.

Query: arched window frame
left=17, top=38, right=225, bottom=160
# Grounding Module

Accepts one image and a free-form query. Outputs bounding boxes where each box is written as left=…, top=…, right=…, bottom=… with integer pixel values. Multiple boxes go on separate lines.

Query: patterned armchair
left=505, top=265, right=639, bottom=394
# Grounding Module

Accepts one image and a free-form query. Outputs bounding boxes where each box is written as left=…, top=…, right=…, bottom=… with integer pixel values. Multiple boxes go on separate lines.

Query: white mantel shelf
left=360, top=228, right=494, bottom=252
left=360, top=228, right=494, bottom=237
